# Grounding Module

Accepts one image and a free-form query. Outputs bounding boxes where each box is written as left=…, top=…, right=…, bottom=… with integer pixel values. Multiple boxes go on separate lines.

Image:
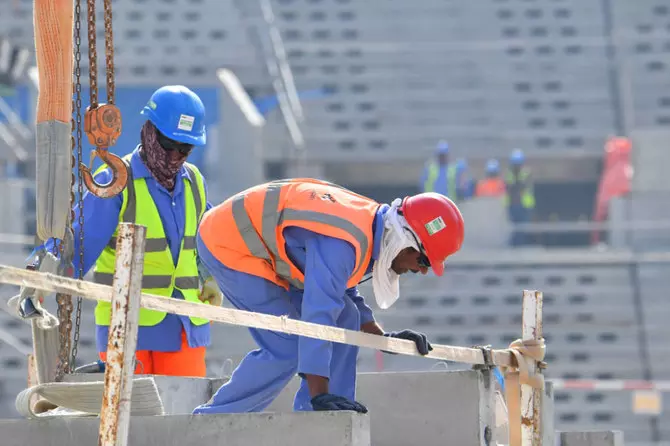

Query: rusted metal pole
left=520, top=290, right=543, bottom=446
left=98, top=223, right=146, bottom=446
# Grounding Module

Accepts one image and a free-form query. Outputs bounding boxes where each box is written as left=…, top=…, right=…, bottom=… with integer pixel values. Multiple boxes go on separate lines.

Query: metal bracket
left=472, top=344, right=494, bottom=371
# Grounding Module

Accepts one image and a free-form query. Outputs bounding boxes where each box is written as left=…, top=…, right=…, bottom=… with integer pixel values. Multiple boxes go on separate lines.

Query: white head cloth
left=372, top=198, right=421, bottom=309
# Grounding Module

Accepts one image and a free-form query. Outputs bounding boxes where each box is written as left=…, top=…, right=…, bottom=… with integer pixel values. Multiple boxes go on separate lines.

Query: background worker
left=504, top=149, right=536, bottom=246
left=192, top=179, right=465, bottom=414
left=476, top=159, right=506, bottom=197
left=454, top=158, right=476, bottom=202
left=45, top=85, right=221, bottom=377
left=420, top=140, right=459, bottom=201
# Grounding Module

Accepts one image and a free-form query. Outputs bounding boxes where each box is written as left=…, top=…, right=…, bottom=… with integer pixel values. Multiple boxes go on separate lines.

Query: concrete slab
left=0, top=412, right=370, bottom=446
left=262, top=370, right=496, bottom=446
left=559, top=431, right=625, bottom=446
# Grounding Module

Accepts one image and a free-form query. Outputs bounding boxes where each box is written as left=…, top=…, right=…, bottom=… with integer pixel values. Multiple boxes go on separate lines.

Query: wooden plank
left=0, top=263, right=514, bottom=367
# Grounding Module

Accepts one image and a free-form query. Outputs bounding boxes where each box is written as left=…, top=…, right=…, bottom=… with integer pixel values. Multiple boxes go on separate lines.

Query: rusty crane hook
left=79, top=103, right=129, bottom=198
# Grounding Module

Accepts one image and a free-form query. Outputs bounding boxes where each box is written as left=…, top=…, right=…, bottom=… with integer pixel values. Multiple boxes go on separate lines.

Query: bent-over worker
left=192, top=178, right=465, bottom=414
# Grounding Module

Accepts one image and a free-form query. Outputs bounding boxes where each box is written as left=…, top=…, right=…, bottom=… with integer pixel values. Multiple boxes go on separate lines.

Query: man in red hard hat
left=193, top=179, right=465, bottom=415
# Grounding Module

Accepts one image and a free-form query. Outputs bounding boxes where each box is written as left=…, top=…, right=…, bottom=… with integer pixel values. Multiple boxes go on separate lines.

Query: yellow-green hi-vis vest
left=423, top=162, right=458, bottom=201
left=504, top=168, right=536, bottom=209
left=93, top=154, right=210, bottom=327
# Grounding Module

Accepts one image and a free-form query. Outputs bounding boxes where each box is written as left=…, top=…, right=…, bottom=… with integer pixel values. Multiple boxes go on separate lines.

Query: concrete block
left=559, top=431, right=625, bottom=446
left=543, top=381, right=556, bottom=446
left=264, top=370, right=496, bottom=446
left=0, top=412, right=370, bottom=446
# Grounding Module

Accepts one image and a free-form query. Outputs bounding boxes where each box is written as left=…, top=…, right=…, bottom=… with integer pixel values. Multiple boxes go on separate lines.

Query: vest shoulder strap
left=183, top=162, right=206, bottom=222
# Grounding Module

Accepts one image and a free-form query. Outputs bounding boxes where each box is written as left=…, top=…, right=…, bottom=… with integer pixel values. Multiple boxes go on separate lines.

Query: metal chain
left=71, top=0, right=85, bottom=370
left=103, top=0, right=115, bottom=104
left=55, top=0, right=87, bottom=380
left=86, top=0, right=98, bottom=108
left=55, top=0, right=114, bottom=375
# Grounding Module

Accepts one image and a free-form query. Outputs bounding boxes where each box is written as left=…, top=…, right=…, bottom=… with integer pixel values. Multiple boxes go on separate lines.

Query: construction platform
left=0, top=370, right=623, bottom=446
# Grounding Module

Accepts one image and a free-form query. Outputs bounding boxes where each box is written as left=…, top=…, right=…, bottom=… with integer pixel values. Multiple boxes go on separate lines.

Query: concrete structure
left=265, top=371, right=497, bottom=446
left=560, top=430, right=624, bottom=446
left=5, top=0, right=670, bottom=188
left=0, top=370, right=626, bottom=446
left=66, top=370, right=501, bottom=446
left=3, top=370, right=548, bottom=446
left=0, top=412, right=370, bottom=446
left=0, top=251, right=663, bottom=442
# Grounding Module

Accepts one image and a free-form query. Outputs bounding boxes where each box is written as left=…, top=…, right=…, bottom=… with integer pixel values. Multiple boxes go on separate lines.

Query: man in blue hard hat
left=420, top=140, right=472, bottom=201
left=51, top=85, right=222, bottom=377
left=504, top=149, right=535, bottom=246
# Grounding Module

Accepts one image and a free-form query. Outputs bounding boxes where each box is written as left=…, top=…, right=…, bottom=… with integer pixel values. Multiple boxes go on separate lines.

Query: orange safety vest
left=199, top=178, right=380, bottom=290
left=476, top=178, right=506, bottom=197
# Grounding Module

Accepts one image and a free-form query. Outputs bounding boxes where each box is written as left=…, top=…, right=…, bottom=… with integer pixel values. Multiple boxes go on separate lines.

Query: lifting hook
left=79, top=103, right=129, bottom=198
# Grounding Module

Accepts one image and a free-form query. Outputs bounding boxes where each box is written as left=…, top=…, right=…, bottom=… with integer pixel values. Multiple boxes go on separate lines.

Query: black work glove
left=311, top=393, right=368, bottom=413
left=384, top=329, right=433, bottom=355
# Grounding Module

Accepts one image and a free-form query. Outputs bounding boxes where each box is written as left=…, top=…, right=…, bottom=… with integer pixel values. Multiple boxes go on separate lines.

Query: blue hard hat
left=509, top=149, right=525, bottom=165
left=436, top=140, right=449, bottom=154
left=141, top=85, right=207, bottom=146
left=456, top=158, right=468, bottom=171
left=485, top=159, right=500, bottom=174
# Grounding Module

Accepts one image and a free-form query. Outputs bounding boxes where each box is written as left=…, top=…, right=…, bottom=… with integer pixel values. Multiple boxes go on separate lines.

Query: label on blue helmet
left=178, top=114, right=195, bottom=132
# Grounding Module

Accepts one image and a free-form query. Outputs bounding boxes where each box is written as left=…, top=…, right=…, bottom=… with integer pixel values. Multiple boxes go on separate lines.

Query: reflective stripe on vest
left=204, top=178, right=377, bottom=290
left=93, top=154, right=208, bottom=327
left=93, top=272, right=199, bottom=289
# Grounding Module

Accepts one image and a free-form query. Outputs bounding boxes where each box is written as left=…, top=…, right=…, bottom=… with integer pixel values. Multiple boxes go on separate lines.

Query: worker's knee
left=252, top=328, right=299, bottom=361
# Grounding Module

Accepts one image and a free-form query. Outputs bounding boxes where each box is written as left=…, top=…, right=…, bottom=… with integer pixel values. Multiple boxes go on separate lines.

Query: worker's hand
left=384, top=329, right=433, bottom=355
left=311, top=393, right=368, bottom=413
left=199, top=278, right=223, bottom=307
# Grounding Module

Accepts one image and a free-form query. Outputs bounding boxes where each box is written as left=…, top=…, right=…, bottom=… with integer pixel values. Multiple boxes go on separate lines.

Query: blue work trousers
left=508, top=204, right=532, bottom=246
left=192, top=236, right=361, bottom=414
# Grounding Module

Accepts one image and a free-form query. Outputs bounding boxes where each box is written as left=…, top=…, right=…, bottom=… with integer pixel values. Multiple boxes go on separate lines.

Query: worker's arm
left=299, top=234, right=357, bottom=397
left=345, top=287, right=376, bottom=326
left=195, top=175, right=222, bottom=305
left=42, top=168, right=123, bottom=276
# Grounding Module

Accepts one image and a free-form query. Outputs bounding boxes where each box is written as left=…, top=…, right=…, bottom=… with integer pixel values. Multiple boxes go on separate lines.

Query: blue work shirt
left=284, top=204, right=387, bottom=378
left=285, top=204, right=387, bottom=327
left=46, top=147, right=212, bottom=353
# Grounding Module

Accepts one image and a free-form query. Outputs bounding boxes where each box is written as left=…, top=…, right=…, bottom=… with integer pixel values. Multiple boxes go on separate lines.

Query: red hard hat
left=400, top=193, right=465, bottom=276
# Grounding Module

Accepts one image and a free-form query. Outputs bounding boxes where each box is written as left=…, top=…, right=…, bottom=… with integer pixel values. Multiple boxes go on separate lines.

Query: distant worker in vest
left=505, top=149, right=536, bottom=246
left=455, top=158, right=476, bottom=201
left=49, top=85, right=222, bottom=377
left=475, top=159, right=506, bottom=197
left=419, top=140, right=467, bottom=202
left=192, top=179, right=465, bottom=414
